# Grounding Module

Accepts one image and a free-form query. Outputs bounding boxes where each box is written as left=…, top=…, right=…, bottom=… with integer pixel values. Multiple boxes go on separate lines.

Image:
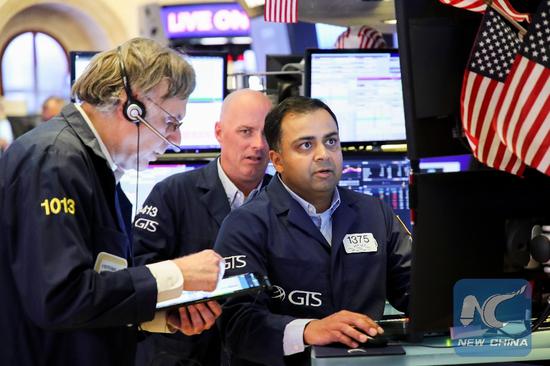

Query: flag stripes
left=460, top=8, right=526, bottom=175
left=264, top=0, right=297, bottom=23
left=493, top=0, right=550, bottom=175
left=439, top=0, right=530, bottom=22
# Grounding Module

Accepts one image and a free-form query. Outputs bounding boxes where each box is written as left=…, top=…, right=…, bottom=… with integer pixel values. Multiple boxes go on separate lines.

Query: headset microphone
left=133, top=114, right=181, bottom=152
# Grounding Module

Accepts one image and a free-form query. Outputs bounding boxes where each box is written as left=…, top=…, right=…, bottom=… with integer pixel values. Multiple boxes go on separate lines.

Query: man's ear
left=214, top=121, right=222, bottom=144
left=269, top=150, right=284, bottom=174
left=116, top=90, right=128, bottom=119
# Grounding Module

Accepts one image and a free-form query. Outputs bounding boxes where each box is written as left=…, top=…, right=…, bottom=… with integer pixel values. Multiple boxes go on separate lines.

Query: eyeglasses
left=145, top=96, right=184, bottom=134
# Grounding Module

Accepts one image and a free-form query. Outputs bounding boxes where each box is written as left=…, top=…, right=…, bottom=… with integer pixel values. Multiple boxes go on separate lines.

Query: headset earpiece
left=117, top=47, right=146, bottom=124
left=123, top=98, right=146, bottom=123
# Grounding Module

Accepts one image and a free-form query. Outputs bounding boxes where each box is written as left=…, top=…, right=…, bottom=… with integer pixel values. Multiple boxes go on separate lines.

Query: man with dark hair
left=133, top=88, right=272, bottom=366
left=0, top=38, right=223, bottom=366
left=214, top=96, right=411, bottom=366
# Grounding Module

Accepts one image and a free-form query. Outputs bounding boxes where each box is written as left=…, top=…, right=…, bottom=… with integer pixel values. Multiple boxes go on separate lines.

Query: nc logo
left=459, top=284, right=527, bottom=329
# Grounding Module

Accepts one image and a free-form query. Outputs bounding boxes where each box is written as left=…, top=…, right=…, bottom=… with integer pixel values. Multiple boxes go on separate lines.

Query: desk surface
left=312, top=331, right=550, bottom=366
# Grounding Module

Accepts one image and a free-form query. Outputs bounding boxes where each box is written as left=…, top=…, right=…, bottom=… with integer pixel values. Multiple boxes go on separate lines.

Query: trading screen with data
left=306, top=49, right=406, bottom=145
left=339, top=155, right=411, bottom=230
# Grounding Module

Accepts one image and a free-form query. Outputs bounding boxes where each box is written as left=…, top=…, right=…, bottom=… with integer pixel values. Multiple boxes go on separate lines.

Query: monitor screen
left=119, top=161, right=208, bottom=218
left=339, top=154, right=411, bottom=230
left=315, top=23, right=347, bottom=49
left=395, top=0, right=480, bottom=159
left=70, top=51, right=98, bottom=95
left=69, top=50, right=227, bottom=152
left=419, top=154, right=473, bottom=173
left=305, top=49, right=407, bottom=146
left=179, top=51, right=227, bottom=151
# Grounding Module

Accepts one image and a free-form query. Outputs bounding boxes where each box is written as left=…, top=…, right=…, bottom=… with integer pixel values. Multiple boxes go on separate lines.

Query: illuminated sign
left=161, top=3, right=250, bottom=38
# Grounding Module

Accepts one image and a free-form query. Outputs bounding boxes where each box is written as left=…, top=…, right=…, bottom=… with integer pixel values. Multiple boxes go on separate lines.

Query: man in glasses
left=133, top=88, right=273, bottom=366
left=0, top=38, right=224, bottom=366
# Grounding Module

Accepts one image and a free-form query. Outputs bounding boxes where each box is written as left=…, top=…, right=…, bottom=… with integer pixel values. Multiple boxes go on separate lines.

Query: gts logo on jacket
left=224, top=255, right=247, bottom=270
left=271, top=285, right=322, bottom=307
left=134, top=218, right=159, bottom=232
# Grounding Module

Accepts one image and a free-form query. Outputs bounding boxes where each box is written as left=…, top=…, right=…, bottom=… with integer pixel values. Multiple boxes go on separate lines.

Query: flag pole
left=483, top=0, right=527, bottom=38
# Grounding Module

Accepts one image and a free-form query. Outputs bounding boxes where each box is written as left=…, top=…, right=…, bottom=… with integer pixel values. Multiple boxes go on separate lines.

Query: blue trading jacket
left=133, top=158, right=270, bottom=366
left=0, top=104, right=158, bottom=366
left=214, top=177, right=412, bottom=366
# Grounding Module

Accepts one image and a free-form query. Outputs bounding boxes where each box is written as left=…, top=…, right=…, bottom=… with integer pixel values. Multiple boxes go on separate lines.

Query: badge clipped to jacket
left=342, top=233, right=378, bottom=254
left=94, top=251, right=128, bottom=273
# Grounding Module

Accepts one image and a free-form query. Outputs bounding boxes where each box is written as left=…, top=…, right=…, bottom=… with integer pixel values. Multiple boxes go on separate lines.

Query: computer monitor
left=395, top=0, right=480, bottom=160
left=339, top=154, right=411, bottom=231
left=305, top=49, right=407, bottom=147
left=69, top=50, right=227, bottom=152
left=409, top=170, right=550, bottom=335
left=179, top=51, right=227, bottom=151
left=315, top=23, right=348, bottom=49
left=418, top=154, right=473, bottom=174
left=69, top=51, right=98, bottom=94
left=119, top=160, right=208, bottom=217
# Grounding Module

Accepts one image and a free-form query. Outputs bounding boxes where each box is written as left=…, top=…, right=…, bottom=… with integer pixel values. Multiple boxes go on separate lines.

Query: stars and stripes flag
left=264, top=0, right=298, bottom=23
left=493, top=0, right=550, bottom=175
left=439, top=0, right=530, bottom=23
left=461, top=8, right=526, bottom=175
left=334, top=26, right=387, bottom=49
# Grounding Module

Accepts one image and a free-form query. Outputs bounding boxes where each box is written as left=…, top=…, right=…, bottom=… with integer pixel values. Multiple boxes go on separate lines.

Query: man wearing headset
left=0, top=38, right=223, bottom=366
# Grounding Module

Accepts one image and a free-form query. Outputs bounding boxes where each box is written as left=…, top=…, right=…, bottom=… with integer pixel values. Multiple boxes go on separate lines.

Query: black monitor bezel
left=70, top=51, right=98, bottom=88
left=304, top=48, right=407, bottom=149
left=394, top=0, right=480, bottom=160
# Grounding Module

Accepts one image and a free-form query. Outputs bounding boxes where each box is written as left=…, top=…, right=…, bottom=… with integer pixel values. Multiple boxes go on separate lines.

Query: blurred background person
left=0, top=98, right=14, bottom=153
left=41, top=95, right=66, bottom=122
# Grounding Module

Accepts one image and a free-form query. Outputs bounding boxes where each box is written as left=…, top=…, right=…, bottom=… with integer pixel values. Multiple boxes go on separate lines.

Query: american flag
left=264, top=0, right=298, bottom=23
left=493, top=0, right=550, bottom=175
left=334, top=26, right=386, bottom=49
left=439, top=0, right=530, bottom=23
left=461, top=8, right=526, bottom=175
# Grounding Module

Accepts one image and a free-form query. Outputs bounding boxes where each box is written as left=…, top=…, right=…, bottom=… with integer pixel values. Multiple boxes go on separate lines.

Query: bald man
left=133, top=89, right=273, bottom=366
left=41, top=96, right=66, bottom=122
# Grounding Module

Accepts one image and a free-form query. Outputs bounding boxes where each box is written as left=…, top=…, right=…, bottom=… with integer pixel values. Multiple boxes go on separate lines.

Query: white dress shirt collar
left=277, top=174, right=340, bottom=244
left=74, top=103, right=118, bottom=173
left=217, top=158, right=263, bottom=210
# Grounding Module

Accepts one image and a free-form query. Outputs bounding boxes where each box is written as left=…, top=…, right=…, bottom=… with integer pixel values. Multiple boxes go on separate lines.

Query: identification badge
left=94, top=252, right=128, bottom=273
left=342, top=233, right=378, bottom=254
